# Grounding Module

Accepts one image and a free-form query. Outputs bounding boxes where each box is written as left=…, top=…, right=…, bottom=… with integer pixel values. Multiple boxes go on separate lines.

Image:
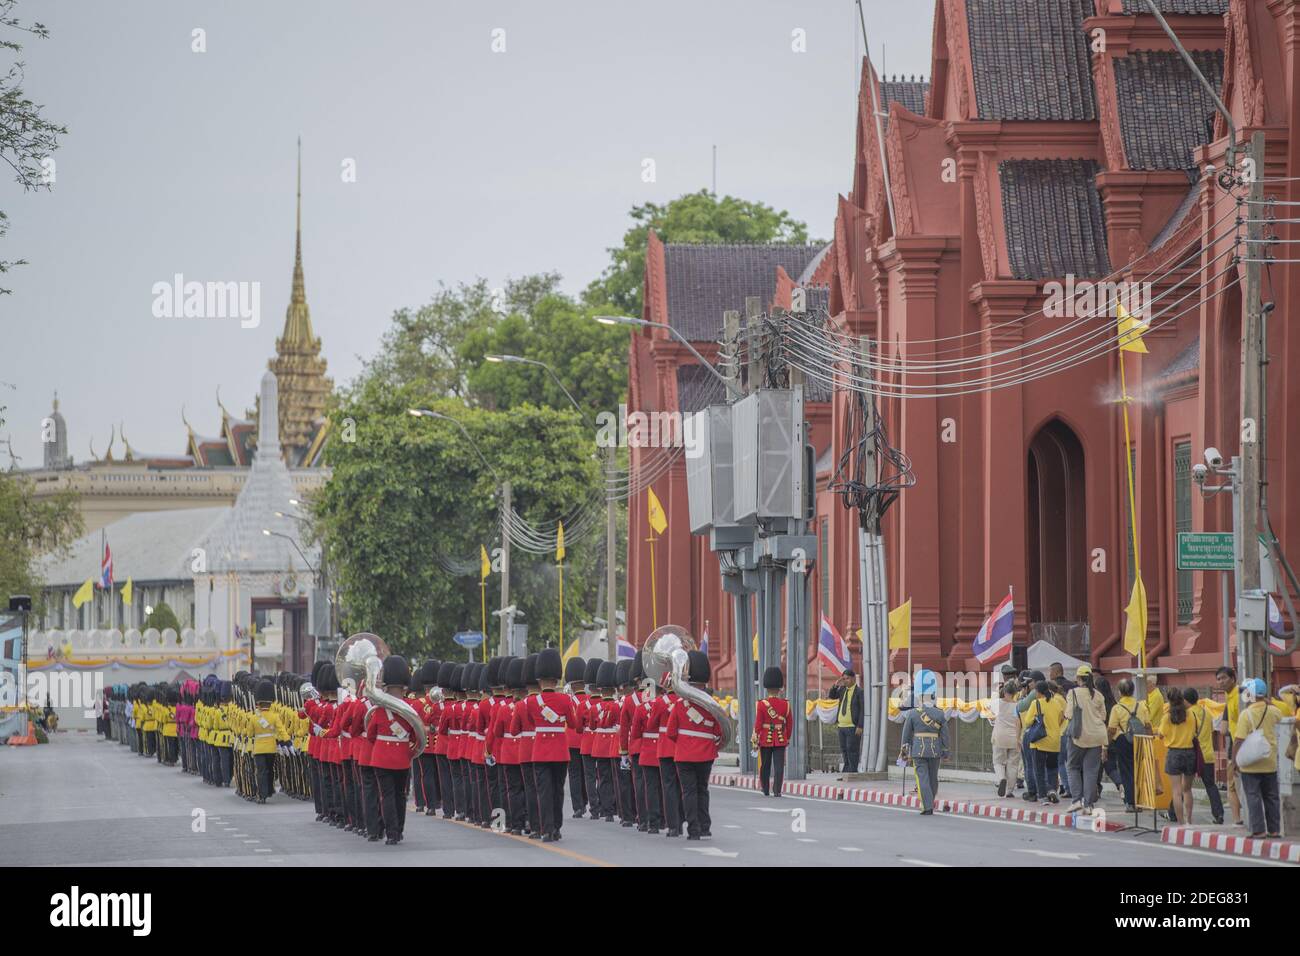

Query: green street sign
left=1176, top=532, right=1235, bottom=571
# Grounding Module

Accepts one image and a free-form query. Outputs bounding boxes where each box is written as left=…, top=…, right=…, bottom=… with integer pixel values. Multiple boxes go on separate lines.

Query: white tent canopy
left=1025, top=640, right=1091, bottom=678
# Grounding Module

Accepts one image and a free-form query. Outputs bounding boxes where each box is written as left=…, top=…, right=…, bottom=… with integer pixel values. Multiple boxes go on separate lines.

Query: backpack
left=1117, top=702, right=1151, bottom=743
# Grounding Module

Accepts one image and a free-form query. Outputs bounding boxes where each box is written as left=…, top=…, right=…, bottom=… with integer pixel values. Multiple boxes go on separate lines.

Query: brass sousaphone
left=334, top=631, right=427, bottom=758
left=640, top=623, right=734, bottom=752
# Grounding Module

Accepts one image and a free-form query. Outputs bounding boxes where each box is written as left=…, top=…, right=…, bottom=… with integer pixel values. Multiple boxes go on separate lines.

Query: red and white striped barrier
left=708, top=772, right=1124, bottom=833
left=1162, top=826, right=1300, bottom=864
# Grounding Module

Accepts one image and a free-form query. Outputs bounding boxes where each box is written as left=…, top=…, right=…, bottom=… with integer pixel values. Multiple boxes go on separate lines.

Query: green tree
left=0, top=408, right=82, bottom=614
left=314, top=377, right=601, bottom=662
left=584, top=189, right=813, bottom=314
left=143, top=601, right=182, bottom=635
left=1, top=0, right=66, bottom=293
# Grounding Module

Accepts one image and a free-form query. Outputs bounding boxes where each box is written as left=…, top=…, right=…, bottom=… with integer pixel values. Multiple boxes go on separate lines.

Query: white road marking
left=747, top=806, right=798, bottom=813
left=797, top=838, right=817, bottom=843
left=723, top=824, right=742, bottom=829
left=684, top=846, right=739, bottom=858
left=838, top=846, right=863, bottom=852
left=243, top=839, right=260, bottom=844
left=254, top=848, right=272, bottom=853
left=1012, top=849, right=1090, bottom=860
left=899, top=857, right=951, bottom=867
left=757, top=830, right=777, bottom=836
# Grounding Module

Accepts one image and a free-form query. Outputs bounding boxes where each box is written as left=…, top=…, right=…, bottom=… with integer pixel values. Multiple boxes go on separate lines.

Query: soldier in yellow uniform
left=251, top=679, right=285, bottom=803
left=141, top=689, right=159, bottom=759
left=161, top=686, right=179, bottom=766
left=213, top=681, right=234, bottom=787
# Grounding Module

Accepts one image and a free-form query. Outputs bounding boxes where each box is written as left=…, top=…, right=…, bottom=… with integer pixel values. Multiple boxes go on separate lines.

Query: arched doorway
left=1026, top=420, right=1088, bottom=646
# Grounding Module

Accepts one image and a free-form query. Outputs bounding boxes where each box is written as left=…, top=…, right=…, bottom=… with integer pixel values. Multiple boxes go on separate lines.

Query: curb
left=708, top=772, right=1124, bottom=833
left=1162, top=826, right=1300, bottom=863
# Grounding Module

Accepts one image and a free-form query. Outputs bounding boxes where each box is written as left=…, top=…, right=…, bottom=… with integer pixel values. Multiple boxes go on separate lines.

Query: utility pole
left=606, top=448, right=618, bottom=661
left=498, top=480, right=512, bottom=656
left=1238, top=130, right=1267, bottom=679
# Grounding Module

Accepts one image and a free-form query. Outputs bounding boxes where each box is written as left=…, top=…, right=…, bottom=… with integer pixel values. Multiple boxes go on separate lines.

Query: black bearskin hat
left=485, top=656, right=504, bottom=687
left=536, top=648, right=562, bottom=682
left=255, top=679, right=274, bottom=704
left=583, top=657, right=602, bottom=686
left=564, top=656, right=587, bottom=684
left=615, top=659, right=633, bottom=688
left=596, top=660, right=617, bottom=690
left=522, top=654, right=538, bottom=687
left=505, top=657, right=525, bottom=691
left=437, top=662, right=456, bottom=689
left=763, top=666, right=784, bottom=690
left=381, top=655, right=411, bottom=687
left=687, top=649, right=710, bottom=684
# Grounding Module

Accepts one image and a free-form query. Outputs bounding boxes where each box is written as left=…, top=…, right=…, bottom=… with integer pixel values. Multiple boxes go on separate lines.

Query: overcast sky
left=2, top=0, right=934, bottom=466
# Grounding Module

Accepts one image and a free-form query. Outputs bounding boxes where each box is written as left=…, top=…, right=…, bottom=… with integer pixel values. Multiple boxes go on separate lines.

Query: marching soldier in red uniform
left=464, top=662, right=487, bottom=826
left=593, top=661, right=620, bottom=822
left=365, top=655, right=419, bottom=845
left=755, top=666, right=791, bottom=797
left=579, top=657, right=601, bottom=819
left=495, top=657, right=526, bottom=834
left=414, top=660, right=442, bottom=815
left=444, top=664, right=467, bottom=819
left=351, top=679, right=383, bottom=841
left=525, top=647, right=579, bottom=842
left=665, top=650, right=723, bottom=840
left=433, top=662, right=456, bottom=818
left=656, top=673, right=684, bottom=838
left=615, top=659, right=639, bottom=827
left=630, top=673, right=665, bottom=833
left=514, top=653, right=542, bottom=838
left=564, top=656, right=588, bottom=817
left=484, top=656, right=513, bottom=828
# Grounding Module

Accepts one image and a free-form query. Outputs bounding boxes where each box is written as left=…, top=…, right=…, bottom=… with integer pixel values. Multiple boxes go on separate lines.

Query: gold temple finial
left=105, top=424, right=116, bottom=462
left=216, top=385, right=231, bottom=421
left=120, top=421, right=134, bottom=461
left=181, top=404, right=193, bottom=433
left=279, top=136, right=313, bottom=348
left=89, top=435, right=97, bottom=461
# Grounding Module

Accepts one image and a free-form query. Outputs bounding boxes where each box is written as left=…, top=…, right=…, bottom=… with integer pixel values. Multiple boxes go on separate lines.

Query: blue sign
left=453, top=631, right=485, bottom=649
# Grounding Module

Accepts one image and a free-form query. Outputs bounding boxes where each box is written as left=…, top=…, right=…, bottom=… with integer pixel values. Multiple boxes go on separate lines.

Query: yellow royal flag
left=122, top=577, right=133, bottom=606
left=72, top=578, right=94, bottom=609
left=1124, top=573, right=1148, bottom=658
left=752, top=632, right=759, bottom=660
left=1117, top=303, right=1149, bottom=354
left=888, top=598, right=912, bottom=650
left=480, top=545, right=491, bottom=581
left=556, top=522, right=565, bottom=562
left=648, top=488, right=668, bottom=536
left=561, top=638, right=580, bottom=671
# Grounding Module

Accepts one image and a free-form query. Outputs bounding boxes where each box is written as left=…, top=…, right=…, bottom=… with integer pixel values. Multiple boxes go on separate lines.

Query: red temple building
left=624, top=0, right=1300, bottom=689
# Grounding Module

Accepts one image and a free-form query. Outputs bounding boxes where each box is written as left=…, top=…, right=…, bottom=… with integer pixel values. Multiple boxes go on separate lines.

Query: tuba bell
left=335, top=632, right=427, bottom=758
left=640, top=624, right=734, bottom=753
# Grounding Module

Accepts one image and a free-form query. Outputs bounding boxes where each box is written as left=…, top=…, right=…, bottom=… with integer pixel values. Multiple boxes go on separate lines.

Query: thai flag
left=100, top=541, right=113, bottom=589
left=1268, top=595, right=1290, bottom=652
left=617, top=637, right=637, bottom=660
left=699, top=626, right=709, bottom=657
left=817, top=614, right=852, bottom=674
left=973, top=591, right=1015, bottom=664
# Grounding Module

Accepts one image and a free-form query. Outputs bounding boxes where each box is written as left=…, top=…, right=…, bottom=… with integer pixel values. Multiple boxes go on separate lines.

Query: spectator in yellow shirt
left=1106, top=679, right=1150, bottom=812
left=1024, top=680, right=1063, bottom=805
left=1233, top=678, right=1282, bottom=838
left=1157, top=687, right=1198, bottom=825
left=1215, top=666, right=1244, bottom=826
left=1182, top=688, right=1224, bottom=825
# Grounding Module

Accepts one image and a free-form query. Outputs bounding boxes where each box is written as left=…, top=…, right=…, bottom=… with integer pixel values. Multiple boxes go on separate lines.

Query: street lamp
left=594, top=314, right=741, bottom=400
left=261, top=528, right=319, bottom=578
left=484, top=354, right=584, bottom=418
left=408, top=408, right=502, bottom=483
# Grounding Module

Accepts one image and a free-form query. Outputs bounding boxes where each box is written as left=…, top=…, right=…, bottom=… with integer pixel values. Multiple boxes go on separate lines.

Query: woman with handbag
left=1061, top=664, right=1108, bottom=813
left=1233, top=678, right=1283, bottom=838
left=1024, top=679, right=1063, bottom=805
left=1157, top=687, right=1198, bottom=826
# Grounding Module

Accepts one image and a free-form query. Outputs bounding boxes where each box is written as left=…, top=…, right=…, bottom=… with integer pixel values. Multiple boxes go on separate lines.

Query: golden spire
left=281, top=135, right=313, bottom=347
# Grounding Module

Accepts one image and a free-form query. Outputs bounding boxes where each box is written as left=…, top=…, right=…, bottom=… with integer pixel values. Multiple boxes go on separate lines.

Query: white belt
left=641, top=732, right=659, bottom=739
left=376, top=734, right=406, bottom=743
left=450, top=729, right=465, bottom=735
left=341, top=731, right=352, bottom=738
left=521, top=731, right=535, bottom=738
left=595, top=727, right=619, bottom=733
left=503, top=732, right=517, bottom=740
left=535, top=726, right=566, bottom=733
left=677, top=728, right=717, bottom=740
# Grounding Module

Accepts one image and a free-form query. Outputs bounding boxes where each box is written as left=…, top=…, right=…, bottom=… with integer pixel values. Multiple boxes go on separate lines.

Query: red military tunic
left=489, top=697, right=517, bottom=765
left=579, top=693, right=596, bottom=756
left=594, top=696, right=619, bottom=758
left=448, top=700, right=466, bottom=760
left=524, top=691, right=577, bottom=762
left=510, top=696, right=535, bottom=762
left=567, top=690, right=587, bottom=751
left=365, top=705, right=418, bottom=770
left=620, top=690, right=641, bottom=756
left=351, top=698, right=374, bottom=767
left=632, top=695, right=665, bottom=767
left=656, top=692, right=680, bottom=760
left=468, top=698, right=486, bottom=765
left=665, top=696, right=723, bottom=762
left=754, top=696, right=791, bottom=747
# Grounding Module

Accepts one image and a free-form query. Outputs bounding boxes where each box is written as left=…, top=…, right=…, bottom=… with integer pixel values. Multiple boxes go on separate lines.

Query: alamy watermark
left=151, top=274, right=260, bottom=328
left=1, top=669, right=104, bottom=717
left=1043, top=276, right=1151, bottom=321
left=595, top=403, right=704, bottom=458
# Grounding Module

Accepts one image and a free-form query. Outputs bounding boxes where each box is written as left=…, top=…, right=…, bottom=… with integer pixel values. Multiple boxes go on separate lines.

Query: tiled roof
left=1150, top=183, right=1201, bottom=252
left=1114, top=50, right=1224, bottom=171
left=1155, top=336, right=1200, bottom=382
left=1121, top=0, right=1227, bottom=14
left=663, top=243, right=824, bottom=343
left=966, top=0, right=1097, bottom=121
left=39, top=507, right=229, bottom=586
left=880, top=78, right=930, bottom=116
left=675, top=365, right=728, bottom=415
left=999, top=159, right=1111, bottom=280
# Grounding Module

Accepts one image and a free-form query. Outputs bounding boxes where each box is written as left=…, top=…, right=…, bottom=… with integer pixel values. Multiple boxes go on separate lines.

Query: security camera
left=1192, top=463, right=1208, bottom=484
left=1204, top=447, right=1223, bottom=468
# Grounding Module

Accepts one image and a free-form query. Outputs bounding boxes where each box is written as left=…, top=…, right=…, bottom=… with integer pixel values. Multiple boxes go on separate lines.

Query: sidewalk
left=707, top=767, right=1300, bottom=863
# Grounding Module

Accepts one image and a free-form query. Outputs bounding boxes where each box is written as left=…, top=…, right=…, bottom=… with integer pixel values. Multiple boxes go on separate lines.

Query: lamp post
left=485, top=354, right=584, bottom=417
left=594, top=314, right=742, bottom=401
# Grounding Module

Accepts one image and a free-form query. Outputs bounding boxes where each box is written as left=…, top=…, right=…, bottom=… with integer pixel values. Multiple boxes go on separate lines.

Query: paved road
left=0, top=735, right=1280, bottom=867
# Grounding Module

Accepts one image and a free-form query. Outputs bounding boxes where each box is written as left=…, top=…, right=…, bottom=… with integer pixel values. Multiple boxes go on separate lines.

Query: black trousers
left=838, top=726, right=861, bottom=773
left=254, top=752, right=275, bottom=799
left=678, top=760, right=713, bottom=836
left=310, top=757, right=324, bottom=814
left=375, top=766, right=410, bottom=840
left=618, top=758, right=636, bottom=822
left=582, top=754, right=599, bottom=814
left=473, top=762, right=491, bottom=824
left=436, top=754, right=454, bottom=816
left=417, top=753, right=440, bottom=810
left=521, top=761, right=539, bottom=833
left=344, top=759, right=361, bottom=827
left=632, top=761, right=646, bottom=826
left=361, top=764, right=383, bottom=837
left=535, top=761, right=567, bottom=835
left=597, top=757, right=617, bottom=817
left=505, top=764, right=526, bottom=830
left=488, top=761, right=504, bottom=823
left=568, top=749, right=587, bottom=812
left=450, top=759, right=467, bottom=817
left=760, top=747, right=787, bottom=795
left=659, top=757, right=683, bottom=831
left=218, top=747, right=233, bottom=786
left=640, top=763, right=663, bottom=829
